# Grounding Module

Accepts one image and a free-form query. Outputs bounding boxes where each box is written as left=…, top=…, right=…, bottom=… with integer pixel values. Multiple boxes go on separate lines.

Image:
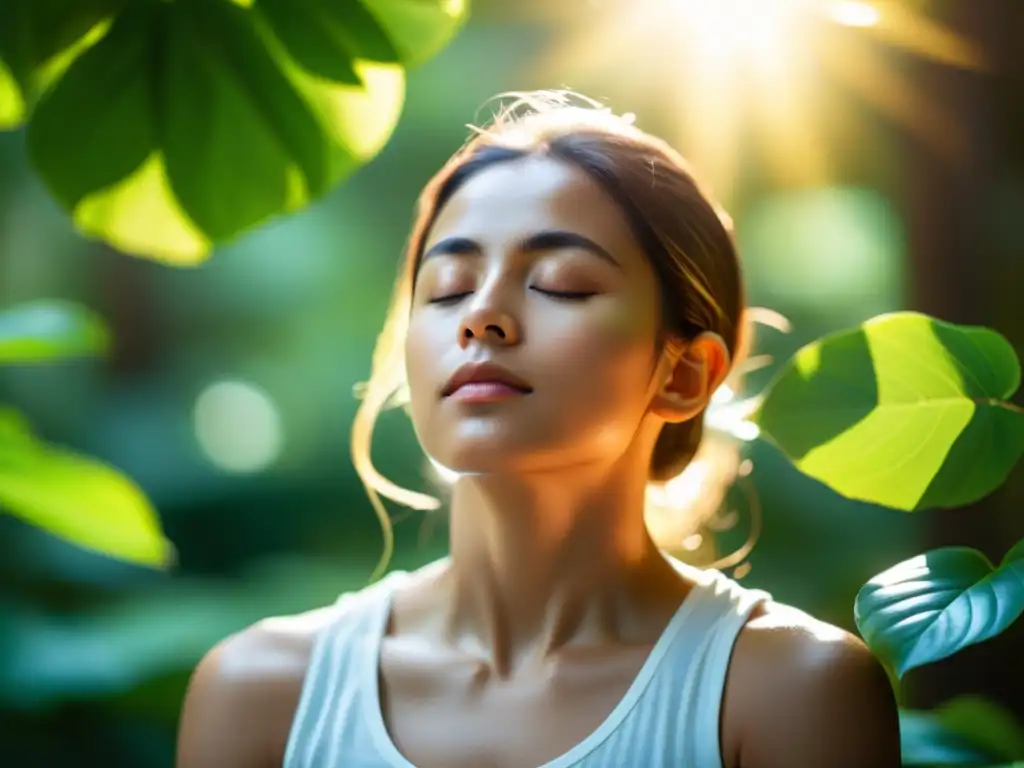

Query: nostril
left=487, top=325, right=506, bottom=339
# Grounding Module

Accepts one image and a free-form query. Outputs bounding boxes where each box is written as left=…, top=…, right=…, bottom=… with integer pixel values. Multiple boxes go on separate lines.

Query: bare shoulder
left=720, top=600, right=901, bottom=768
left=175, top=605, right=339, bottom=768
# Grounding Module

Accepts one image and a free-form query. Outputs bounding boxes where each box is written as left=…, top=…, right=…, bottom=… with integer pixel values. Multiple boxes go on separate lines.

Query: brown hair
left=352, top=92, right=752, bottom=577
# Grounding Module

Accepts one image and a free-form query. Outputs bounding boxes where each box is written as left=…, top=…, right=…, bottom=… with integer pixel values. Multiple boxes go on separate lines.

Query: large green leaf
left=755, top=312, right=1024, bottom=511
left=0, top=300, right=109, bottom=363
left=901, top=696, right=1024, bottom=766
left=0, top=0, right=123, bottom=127
left=0, top=426, right=173, bottom=568
left=363, top=0, right=469, bottom=67
left=257, top=0, right=400, bottom=75
left=855, top=540, right=1024, bottom=677
left=20, top=0, right=467, bottom=263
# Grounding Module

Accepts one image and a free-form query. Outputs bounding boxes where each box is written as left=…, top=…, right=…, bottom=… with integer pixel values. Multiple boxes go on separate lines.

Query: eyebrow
left=420, top=229, right=622, bottom=269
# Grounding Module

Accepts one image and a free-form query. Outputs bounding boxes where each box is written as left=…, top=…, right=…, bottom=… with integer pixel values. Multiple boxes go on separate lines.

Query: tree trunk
left=902, top=0, right=1024, bottom=718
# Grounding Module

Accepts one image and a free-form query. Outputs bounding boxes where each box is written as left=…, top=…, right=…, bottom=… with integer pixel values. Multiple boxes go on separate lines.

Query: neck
left=441, top=451, right=680, bottom=675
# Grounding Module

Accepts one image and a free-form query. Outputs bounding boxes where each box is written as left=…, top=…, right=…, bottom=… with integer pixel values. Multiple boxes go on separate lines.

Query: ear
left=650, top=332, right=731, bottom=424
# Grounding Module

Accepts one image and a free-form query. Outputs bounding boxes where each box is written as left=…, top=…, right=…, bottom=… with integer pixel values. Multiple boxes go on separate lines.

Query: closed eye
left=531, top=287, right=598, bottom=301
left=427, top=291, right=472, bottom=305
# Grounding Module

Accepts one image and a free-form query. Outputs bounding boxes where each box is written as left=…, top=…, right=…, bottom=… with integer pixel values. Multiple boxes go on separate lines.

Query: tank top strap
left=283, top=570, right=407, bottom=768
left=671, top=568, right=771, bottom=768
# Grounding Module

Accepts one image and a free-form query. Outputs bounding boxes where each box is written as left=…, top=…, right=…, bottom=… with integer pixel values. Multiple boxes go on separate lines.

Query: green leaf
left=159, top=0, right=331, bottom=241
left=24, top=6, right=174, bottom=254
left=900, top=696, right=1024, bottom=765
left=22, top=0, right=443, bottom=264
left=900, top=709, right=997, bottom=766
left=0, top=0, right=123, bottom=127
left=0, top=300, right=110, bottom=363
left=0, top=431, right=173, bottom=568
left=0, top=56, right=26, bottom=129
left=254, top=0, right=364, bottom=84
left=257, top=0, right=400, bottom=78
left=755, top=312, right=1024, bottom=511
left=0, top=407, right=32, bottom=443
left=855, top=540, right=1024, bottom=676
left=364, top=0, right=469, bottom=67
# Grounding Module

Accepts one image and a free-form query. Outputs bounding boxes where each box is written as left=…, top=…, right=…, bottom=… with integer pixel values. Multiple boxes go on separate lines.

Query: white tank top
left=283, top=562, right=769, bottom=768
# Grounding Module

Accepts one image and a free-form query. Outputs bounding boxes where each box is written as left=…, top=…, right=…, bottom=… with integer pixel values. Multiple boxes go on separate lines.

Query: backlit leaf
left=257, top=0, right=400, bottom=77
left=0, top=431, right=173, bottom=569
left=0, top=300, right=109, bottom=363
left=364, top=0, right=469, bottom=67
left=159, top=0, right=330, bottom=241
left=755, top=312, right=1024, bottom=511
left=0, top=408, right=32, bottom=443
left=0, top=57, right=25, bottom=129
left=0, top=0, right=123, bottom=128
left=855, top=540, right=1024, bottom=676
left=20, top=0, right=466, bottom=262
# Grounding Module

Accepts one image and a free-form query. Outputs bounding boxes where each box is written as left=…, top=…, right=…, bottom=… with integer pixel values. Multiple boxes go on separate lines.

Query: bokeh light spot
left=194, top=380, right=283, bottom=474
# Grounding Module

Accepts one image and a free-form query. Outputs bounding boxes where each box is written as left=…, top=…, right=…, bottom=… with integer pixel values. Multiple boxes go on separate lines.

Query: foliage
left=0, top=301, right=173, bottom=567
left=755, top=312, right=1024, bottom=512
left=755, top=312, right=1024, bottom=766
left=1, top=3, right=1020, bottom=764
left=0, top=0, right=468, bottom=264
left=856, top=542, right=1024, bottom=677
left=900, top=696, right=1024, bottom=766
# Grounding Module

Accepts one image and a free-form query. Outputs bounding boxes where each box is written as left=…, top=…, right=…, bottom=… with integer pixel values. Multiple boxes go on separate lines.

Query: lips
left=442, top=362, right=533, bottom=397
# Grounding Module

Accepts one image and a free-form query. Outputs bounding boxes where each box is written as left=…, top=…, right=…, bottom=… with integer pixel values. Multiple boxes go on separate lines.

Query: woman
left=176, top=92, right=900, bottom=768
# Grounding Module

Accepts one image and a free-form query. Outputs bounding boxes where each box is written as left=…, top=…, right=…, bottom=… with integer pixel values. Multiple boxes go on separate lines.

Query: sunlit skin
left=402, top=156, right=726, bottom=671
left=175, top=157, right=901, bottom=768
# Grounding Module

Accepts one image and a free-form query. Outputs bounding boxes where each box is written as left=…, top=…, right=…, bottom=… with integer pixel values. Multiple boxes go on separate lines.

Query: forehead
left=425, top=155, right=641, bottom=257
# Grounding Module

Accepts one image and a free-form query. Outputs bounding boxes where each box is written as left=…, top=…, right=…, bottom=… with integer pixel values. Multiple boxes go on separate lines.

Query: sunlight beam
left=526, top=0, right=979, bottom=193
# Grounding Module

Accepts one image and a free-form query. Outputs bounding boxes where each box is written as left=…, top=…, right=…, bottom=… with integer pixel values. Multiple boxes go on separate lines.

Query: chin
left=432, top=444, right=526, bottom=476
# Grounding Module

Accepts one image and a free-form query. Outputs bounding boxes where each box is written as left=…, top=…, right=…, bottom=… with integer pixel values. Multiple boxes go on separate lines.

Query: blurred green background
left=1, top=1, right=1022, bottom=765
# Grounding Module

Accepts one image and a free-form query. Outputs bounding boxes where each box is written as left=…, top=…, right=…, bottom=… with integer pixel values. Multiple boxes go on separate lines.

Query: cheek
left=542, top=303, right=659, bottom=411
left=404, top=319, right=441, bottom=400
left=597, top=303, right=656, bottom=344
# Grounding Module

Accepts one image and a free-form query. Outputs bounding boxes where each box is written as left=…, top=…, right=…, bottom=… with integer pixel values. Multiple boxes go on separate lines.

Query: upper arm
left=176, top=619, right=315, bottom=768
left=726, top=610, right=901, bottom=768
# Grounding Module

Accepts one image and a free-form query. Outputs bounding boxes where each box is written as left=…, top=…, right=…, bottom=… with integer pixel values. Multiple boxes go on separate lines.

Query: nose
left=457, top=300, right=521, bottom=349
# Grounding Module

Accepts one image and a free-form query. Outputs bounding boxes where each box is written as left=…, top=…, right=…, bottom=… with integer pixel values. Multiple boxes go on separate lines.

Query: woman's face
left=405, top=155, right=668, bottom=476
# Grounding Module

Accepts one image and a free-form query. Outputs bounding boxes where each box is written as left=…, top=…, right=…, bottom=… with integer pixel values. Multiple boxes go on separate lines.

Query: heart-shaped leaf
left=855, top=540, right=1024, bottom=677
left=755, top=312, right=1024, bottom=511
left=19, top=0, right=466, bottom=263
left=0, top=426, right=173, bottom=568
left=901, top=696, right=1024, bottom=766
left=0, top=300, right=110, bottom=363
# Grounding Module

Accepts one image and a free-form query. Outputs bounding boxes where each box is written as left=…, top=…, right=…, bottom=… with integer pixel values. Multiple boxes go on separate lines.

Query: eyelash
left=427, top=288, right=596, bottom=305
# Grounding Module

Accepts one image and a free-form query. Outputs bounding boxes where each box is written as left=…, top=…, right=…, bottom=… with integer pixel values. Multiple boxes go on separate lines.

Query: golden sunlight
left=827, top=1, right=881, bottom=28
left=531, top=0, right=987, bottom=197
